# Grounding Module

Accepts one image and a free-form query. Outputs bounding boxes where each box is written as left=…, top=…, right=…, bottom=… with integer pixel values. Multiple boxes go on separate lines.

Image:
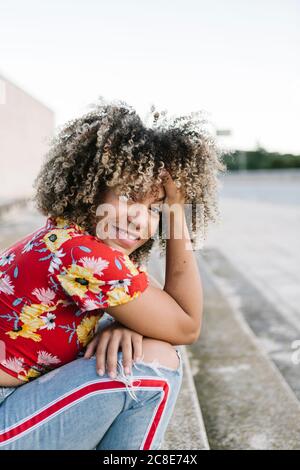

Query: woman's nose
left=127, top=205, right=148, bottom=231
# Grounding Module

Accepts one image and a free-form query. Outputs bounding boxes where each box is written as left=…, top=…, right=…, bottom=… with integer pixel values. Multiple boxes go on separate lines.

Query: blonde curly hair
left=32, top=96, right=227, bottom=265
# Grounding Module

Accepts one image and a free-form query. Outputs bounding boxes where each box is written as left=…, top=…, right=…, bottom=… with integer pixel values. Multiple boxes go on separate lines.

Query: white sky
left=0, top=0, right=299, bottom=153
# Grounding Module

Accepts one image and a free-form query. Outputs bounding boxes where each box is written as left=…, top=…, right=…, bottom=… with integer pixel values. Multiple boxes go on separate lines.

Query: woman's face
left=95, top=184, right=166, bottom=255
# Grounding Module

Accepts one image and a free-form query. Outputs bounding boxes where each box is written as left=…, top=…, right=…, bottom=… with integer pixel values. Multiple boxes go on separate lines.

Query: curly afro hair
left=32, top=96, right=227, bottom=265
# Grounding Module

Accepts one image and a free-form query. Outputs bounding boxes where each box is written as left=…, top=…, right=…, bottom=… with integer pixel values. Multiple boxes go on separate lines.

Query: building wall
left=0, top=74, right=54, bottom=201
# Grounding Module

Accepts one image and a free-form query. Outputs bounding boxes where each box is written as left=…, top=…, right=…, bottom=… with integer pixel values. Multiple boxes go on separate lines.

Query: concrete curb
left=189, top=250, right=300, bottom=450
left=161, top=344, right=210, bottom=450
left=202, top=247, right=300, bottom=401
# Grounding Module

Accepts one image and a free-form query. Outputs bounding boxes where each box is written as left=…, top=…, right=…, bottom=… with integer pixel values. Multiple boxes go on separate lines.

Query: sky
left=0, top=0, right=299, bottom=154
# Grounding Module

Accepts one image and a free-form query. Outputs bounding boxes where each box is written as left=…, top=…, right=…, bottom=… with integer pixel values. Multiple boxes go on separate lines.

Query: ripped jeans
left=0, top=347, right=183, bottom=450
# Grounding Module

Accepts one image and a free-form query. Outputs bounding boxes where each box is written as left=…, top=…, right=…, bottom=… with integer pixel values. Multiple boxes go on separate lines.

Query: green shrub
left=223, top=149, right=300, bottom=170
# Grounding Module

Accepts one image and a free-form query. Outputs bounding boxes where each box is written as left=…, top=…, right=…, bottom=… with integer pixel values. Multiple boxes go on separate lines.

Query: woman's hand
left=83, top=321, right=143, bottom=378
left=160, top=169, right=185, bottom=205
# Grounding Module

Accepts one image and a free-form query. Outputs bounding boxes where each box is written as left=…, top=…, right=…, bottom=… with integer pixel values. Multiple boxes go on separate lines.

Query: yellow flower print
left=131, top=291, right=141, bottom=300
left=6, top=303, right=58, bottom=342
left=106, top=287, right=140, bottom=307
left=76, top=315, right=99, bottom=346
left=52, top=216, right=70, bottom=228
left=6, top=323, right=42, bottom=342
left=52, top=216, right=85, bottom=233
left=23, top=368, right=42, bottom=381
left=57, top=264, right=105, bottom=299
left=43, top=229, right=72, bottom=252
left=17, top=373, right=29, bottom=383
left=123, top=255, right=139, bottom=275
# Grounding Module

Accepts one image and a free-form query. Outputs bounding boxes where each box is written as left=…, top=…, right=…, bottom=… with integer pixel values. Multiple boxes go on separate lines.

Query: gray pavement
left=189, top=252, right=300, bottom=449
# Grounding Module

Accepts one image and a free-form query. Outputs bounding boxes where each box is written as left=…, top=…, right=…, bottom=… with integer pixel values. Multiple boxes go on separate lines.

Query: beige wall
left=0, top=74, right=54, bottom=200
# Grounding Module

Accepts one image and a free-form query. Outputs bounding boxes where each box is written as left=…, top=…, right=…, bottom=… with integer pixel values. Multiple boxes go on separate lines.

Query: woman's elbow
left=169, top=324, right=202, bottom=346
left=189, top=326, right=201, bottom=344
left=188, top=316, right=202, bottom=344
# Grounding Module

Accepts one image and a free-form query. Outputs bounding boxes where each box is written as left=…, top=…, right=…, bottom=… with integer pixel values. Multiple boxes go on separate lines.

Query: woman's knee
left=139, top=338, right=180, bottom=370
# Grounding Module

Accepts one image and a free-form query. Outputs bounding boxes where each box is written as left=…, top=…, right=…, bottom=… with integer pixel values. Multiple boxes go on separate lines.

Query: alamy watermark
left=291, top=340, right=300, bottom=365
left=95, top=199, right=204, bottom=250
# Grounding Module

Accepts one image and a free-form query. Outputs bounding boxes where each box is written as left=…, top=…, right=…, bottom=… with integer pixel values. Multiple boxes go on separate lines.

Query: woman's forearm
left=163, top=204, right=203, bottom=339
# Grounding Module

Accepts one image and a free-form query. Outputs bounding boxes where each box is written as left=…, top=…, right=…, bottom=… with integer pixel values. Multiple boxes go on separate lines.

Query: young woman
left=0, top=98, right=226, bottom=449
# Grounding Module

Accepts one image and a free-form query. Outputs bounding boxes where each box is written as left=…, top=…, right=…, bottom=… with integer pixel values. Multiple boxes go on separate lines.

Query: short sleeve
left=50, top=234, right=149, bottom=312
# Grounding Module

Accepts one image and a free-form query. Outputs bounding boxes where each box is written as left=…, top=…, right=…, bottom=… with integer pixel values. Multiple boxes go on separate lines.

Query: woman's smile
left=112, top=225, right=141, bottom=247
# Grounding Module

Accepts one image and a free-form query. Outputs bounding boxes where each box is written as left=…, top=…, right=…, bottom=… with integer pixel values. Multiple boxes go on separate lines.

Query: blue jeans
left=0, top=347, right=183, bottom=450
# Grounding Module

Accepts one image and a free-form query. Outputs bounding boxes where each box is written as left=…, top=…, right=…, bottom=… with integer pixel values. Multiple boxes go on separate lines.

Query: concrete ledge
left=189, top=250, right=300, bottom=450
left=202, top=247, right=300, bottom=401
left=161, top=345, right=209, bottom=450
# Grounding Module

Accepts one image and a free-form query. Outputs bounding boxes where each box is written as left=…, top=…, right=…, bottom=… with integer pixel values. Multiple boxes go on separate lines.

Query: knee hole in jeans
left=136, top=338, right=181, bottom=371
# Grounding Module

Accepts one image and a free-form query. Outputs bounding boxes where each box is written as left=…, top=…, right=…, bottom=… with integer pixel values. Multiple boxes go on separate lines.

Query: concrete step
left=161, top=345, right=210, bottom=450
left=147, top=249, right=210, bottom=450
left=201, top=247, right=300, bottom=401
left=189, top=249, right=300, bottom=450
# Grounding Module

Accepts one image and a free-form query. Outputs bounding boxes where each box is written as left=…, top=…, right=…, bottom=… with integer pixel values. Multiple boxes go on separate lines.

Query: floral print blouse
left=0, top=216, right=149, bottom=383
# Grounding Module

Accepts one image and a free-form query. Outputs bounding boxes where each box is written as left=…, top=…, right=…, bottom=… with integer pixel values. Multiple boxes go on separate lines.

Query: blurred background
left=0, top=0, right=300, bottom=449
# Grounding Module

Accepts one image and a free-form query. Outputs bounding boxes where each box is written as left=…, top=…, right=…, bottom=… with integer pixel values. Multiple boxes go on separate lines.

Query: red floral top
left=0, top=216, right=149, bottom=383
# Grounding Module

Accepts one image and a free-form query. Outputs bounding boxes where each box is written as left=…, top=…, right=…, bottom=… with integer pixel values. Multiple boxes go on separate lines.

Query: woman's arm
left=163, top=203, right=203, bottom=340
left=105, top=284, right=197, bottom=346
left=162, top=168, right=203, bottom=339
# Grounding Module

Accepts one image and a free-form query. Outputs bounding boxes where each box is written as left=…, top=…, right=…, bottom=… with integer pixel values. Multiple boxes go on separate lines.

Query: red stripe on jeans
left=0, top=378, right=169, bottom=449
left=141, top=379, right=170, bottom=450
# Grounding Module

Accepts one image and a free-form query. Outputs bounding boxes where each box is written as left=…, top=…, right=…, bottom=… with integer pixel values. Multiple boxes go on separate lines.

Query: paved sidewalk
left=205, top=196, right=300, bottom=330
left=203, top=194, right=300, bottom=400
